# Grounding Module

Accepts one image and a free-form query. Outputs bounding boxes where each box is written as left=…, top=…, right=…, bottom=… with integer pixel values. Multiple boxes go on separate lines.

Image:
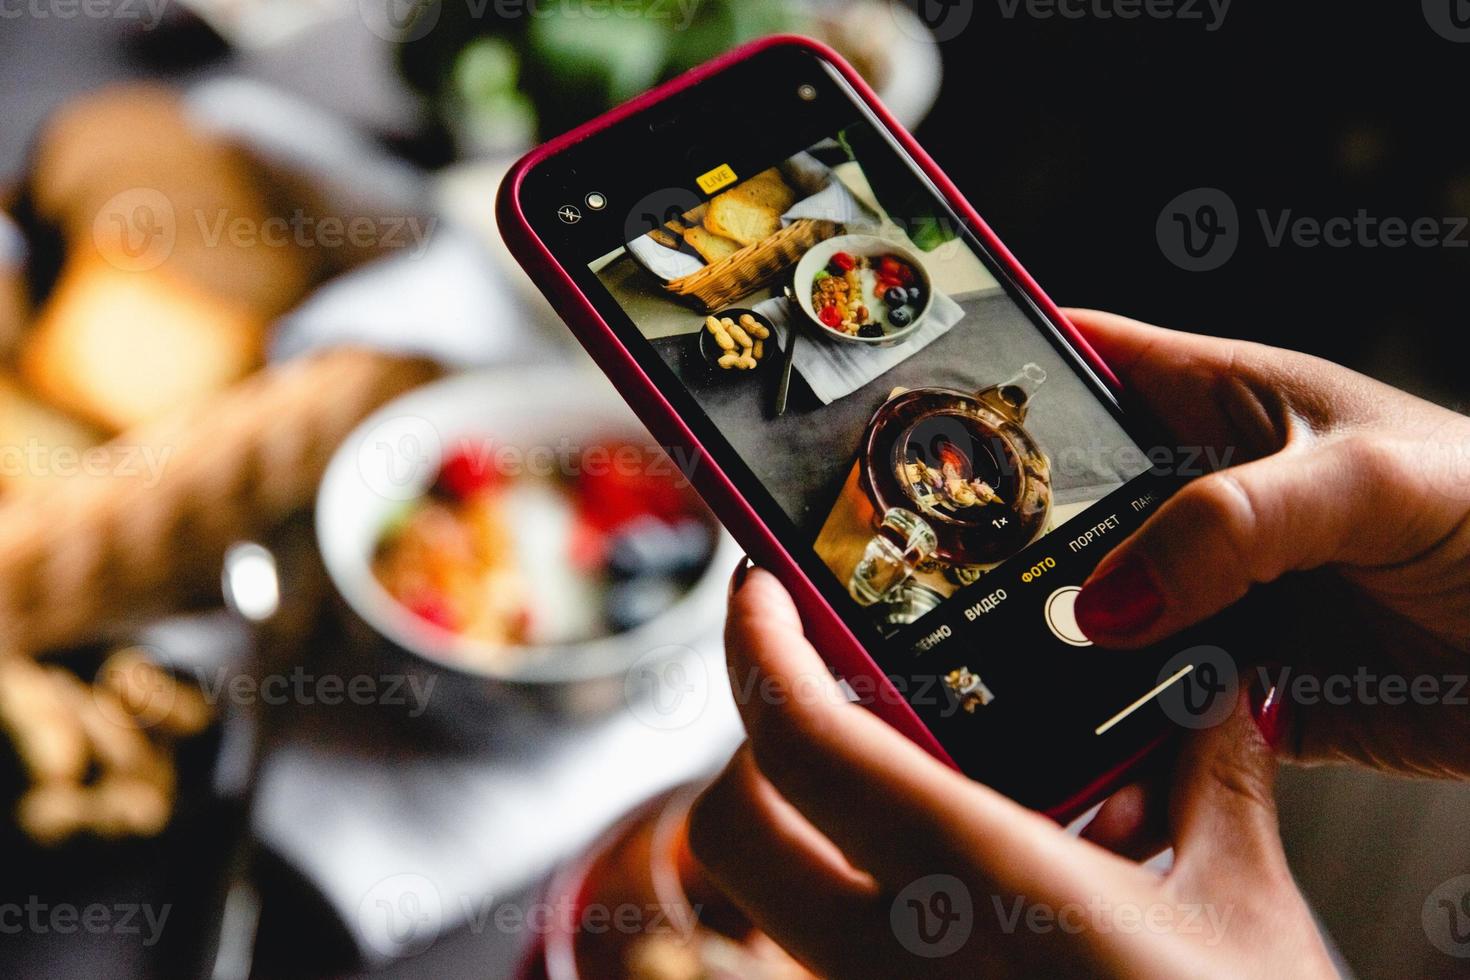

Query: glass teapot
left=849, top=364, right=1053, bottom=606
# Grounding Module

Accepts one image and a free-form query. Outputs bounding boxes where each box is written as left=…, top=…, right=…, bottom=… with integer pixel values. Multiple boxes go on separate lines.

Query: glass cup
left=848, top=507, right=939, bottom=606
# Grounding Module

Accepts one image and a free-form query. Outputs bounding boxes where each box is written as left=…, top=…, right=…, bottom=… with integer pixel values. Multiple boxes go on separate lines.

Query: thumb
left=1168, top=689, right=1284, bottom=876
left=1073, top=439, right=1389, bottom=647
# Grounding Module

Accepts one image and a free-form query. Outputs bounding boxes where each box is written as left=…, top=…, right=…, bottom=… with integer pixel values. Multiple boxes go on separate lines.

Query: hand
left=690, top=567, right=1336, bottom=979
left=1065, top=309, right=1470, bottom=779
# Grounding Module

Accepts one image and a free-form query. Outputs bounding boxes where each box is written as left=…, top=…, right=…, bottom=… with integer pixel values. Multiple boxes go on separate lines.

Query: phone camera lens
left=797, top=84, right=818, bottom=102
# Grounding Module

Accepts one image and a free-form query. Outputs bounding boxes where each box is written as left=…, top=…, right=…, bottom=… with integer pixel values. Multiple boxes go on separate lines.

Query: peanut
left=740, top=314, right=769, bottom=339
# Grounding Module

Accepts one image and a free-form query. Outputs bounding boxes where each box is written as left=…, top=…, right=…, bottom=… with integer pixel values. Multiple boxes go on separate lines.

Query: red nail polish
left=1074, top=558, right=1164, bottom=639
left=728, top=557, right=752, bottom=597
left=1249, top=671, right=1289, bottom=751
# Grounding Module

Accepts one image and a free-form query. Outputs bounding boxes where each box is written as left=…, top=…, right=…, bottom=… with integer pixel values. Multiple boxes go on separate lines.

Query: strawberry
left=576, top=444, right=693, bottom=531
left=432, top=442, right=499, bottom=500
left=568, top=517, right=609, bottom=570
left=409, top=594, right=458, bottom=631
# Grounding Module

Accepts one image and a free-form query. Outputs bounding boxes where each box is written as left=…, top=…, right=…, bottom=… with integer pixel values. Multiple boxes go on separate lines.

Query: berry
left=432, top=444, right=499, bottom=499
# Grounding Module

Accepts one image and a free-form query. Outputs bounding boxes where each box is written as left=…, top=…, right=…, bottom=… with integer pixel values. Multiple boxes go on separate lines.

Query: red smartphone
left=499, top=35, right=1220, bottom=820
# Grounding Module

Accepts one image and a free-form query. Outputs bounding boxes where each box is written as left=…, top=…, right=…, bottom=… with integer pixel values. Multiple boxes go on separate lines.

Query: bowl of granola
left=314, top=367, right=738, bottom=720
left=793, top=234, right=932, bottom=346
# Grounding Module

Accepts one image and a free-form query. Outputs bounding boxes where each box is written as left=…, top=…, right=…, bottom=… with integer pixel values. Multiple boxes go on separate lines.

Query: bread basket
left=665, top=218, right=840, bottom=312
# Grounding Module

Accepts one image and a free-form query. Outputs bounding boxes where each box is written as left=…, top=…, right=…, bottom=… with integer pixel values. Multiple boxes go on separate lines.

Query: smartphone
left=499, top=35, right=1220, bottom=819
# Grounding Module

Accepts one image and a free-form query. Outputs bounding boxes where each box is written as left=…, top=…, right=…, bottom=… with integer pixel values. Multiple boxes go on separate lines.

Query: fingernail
left=728, top=557, right=752, bottom=598
left=1075, top=557, right=1164, bottom=639
left=1248, top=669, right=1289, bottom=751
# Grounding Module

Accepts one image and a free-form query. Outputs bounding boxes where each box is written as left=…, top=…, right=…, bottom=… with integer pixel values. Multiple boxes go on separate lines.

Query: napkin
left=756, top=288, right=967, bottom=405
left=781, top=171, right=880, bottom=230
left=0, top=211, right=23, bottom=265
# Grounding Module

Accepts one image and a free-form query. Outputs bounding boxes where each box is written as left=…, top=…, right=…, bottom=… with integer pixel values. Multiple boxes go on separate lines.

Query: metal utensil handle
left=774, top=286, right=799, bottom=416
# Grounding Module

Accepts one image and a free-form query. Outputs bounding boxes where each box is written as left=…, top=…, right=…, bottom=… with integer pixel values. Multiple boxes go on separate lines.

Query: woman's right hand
left=1064, top=309, right=1470, bottom=782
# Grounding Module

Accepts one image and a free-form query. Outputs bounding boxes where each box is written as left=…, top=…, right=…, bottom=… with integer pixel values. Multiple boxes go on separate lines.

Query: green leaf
left=453, top=36, right=520, bottom=105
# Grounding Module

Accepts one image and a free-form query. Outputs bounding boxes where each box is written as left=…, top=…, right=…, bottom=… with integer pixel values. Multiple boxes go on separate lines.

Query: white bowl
left=315, top=367, right=738, bottom=692
left=792, top=233, right=934, bottom=346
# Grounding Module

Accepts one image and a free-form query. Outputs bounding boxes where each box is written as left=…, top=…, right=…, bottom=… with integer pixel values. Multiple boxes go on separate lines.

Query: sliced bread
left=683, top=226, right=745, bottom=264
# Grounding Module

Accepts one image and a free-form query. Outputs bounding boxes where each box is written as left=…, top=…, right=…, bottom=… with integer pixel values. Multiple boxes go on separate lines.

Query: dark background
left=917, top=2, right=1467, bottom=407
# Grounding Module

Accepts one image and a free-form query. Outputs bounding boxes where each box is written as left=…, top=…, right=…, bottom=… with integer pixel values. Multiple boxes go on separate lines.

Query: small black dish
left=695, top=307, right=778, bottom=380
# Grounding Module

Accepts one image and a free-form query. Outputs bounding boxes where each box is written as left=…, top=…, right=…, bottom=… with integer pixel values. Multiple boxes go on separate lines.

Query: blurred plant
left=838, top=126, right=957, bottom=252
left=396, top=0, right=804, bottom=152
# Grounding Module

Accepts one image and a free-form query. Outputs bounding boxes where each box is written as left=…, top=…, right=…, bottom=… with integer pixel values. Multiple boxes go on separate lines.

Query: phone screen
left=517, top=44, right=1224, bottom=808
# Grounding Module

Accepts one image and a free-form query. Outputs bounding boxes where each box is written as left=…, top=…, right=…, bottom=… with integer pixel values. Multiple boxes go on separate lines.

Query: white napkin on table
left=626, top=231, right=705, bottom=280
left=781, top=173, right=880, bottom=230
left=755, top=289, right=966, bottom=405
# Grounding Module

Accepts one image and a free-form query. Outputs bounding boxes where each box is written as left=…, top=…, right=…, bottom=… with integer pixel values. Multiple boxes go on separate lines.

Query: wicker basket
left=665, top=219, right=841, bottom=312
left=0, top=349, right=441, bottom=656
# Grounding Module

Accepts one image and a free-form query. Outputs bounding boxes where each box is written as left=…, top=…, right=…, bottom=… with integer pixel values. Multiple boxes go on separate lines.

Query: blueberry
left=883, top=286, right=908, bottom=306
left=889, top=306, right=912, bottom=327
left=604, top=578, right=684, bottom=632
left=907, top=286, right=924, bottom=303
left=858, top=322, right=885, bottom=339
left=608, top=516, right=713, bottom=578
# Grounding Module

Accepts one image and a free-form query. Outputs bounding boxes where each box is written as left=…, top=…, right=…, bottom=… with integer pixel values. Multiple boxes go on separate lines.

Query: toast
left=0, top=374, right=100, bottom=492
left=703, top=169, right=796, bottom=247
left=682, top=226, right=744, bottom=264
left=20, top=257, right=264, bottom=432
left=1, top=260, right=23, bottom=365
left=29, top=85, right=318, bottom=320
left=646, top=203, right=707, bottom=250
left=704, top=196, right=781, bottom=248
left=728, top=168, right=797, bottom=214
